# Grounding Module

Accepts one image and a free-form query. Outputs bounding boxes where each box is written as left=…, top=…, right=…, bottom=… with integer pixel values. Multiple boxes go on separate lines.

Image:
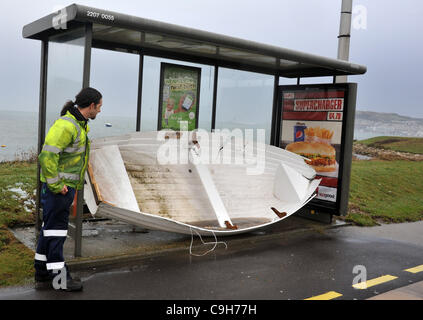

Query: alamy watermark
left=156, top=123, right=266, bottom=175
left=52, top=6, right=68, bottom=30
left=352, top=265, right=367, bottom=289
left=352, top=5, right=367, bottom=30
left=52, top=267, right=67, bottom=290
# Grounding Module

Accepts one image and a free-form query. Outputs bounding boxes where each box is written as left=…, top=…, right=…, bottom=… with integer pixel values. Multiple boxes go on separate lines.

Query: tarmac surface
left=1, top=219, right=423, bottom=300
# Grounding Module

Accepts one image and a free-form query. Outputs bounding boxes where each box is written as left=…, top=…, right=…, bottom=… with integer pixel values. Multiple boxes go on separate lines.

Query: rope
left=189, top=227, right=227, bottom=257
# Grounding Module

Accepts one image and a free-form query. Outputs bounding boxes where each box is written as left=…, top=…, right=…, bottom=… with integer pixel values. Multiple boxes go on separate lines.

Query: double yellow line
left=305, top=264, right=423, bottom=300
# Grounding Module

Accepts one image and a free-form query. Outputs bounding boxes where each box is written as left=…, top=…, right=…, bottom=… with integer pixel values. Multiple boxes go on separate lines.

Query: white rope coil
left=189, top=227, right=228, bottom=257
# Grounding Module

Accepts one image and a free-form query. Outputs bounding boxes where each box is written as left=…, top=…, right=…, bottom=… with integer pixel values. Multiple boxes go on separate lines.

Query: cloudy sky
left=1, top=0, right=422, bottom=118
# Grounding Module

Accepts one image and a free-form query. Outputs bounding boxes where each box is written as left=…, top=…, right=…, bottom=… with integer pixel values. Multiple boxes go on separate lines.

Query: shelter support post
left=35, top=40, right=49, bottom=244
left=82, top=23, right=92, bottom=88
left=71, top=23, right=93, bottom=258
left=270, top=74, right=279, bottom=146
left=136, top=53, right=144, bottom=131
left=211, top=65, right=219, bottom=131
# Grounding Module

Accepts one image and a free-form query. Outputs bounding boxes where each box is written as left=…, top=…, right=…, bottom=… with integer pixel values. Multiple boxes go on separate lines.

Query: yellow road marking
left=404, top=265, right=423, bottom=274
left=352, top=275, right=398, bottom=290
left=305, top=291, right=343, bottom=300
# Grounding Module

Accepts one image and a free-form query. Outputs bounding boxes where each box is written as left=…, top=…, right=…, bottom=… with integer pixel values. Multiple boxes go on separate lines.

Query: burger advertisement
left=279, top=87, right=347, bottom=204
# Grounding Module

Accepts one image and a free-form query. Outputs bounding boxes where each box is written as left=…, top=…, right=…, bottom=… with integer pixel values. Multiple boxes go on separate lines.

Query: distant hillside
left=356, top=111, right=423, bottom=123
left=354, top=110, right=423, bottom=139
left=356, top=136, right=423, bottom=154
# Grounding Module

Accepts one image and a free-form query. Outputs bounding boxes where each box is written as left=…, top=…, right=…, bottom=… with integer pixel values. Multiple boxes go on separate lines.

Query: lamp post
left=336, top=0, right=353, bottom=83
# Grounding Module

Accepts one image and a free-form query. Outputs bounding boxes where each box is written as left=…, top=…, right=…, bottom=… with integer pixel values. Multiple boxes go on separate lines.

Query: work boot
left=56, top=267, right=83, bottom=292
left=62, top=278, right=83, bottom=292
left=42, top=265, right=83, bottom=292
left=34, top=279, right=53, bottom=290
left=63, top=266, right=83, bottom=292
left=36, top=278, right=83, bottom=292
left=34, top=273, right=54, bottom=290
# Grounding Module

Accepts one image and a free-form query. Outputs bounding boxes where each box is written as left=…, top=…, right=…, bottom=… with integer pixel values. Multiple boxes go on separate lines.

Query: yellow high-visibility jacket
left=39, top=110, right=90, bottom=194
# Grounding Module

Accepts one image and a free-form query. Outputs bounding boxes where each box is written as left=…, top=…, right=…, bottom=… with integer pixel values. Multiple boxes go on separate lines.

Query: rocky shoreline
left=353, top=143, right=423, bottom=161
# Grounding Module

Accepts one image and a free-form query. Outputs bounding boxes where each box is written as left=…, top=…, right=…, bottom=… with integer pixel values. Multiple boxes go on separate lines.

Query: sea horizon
left=0, top=109, right=419, bottom=162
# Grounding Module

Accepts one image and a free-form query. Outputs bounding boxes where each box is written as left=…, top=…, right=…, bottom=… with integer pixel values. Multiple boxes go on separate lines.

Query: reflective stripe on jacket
left=39, top=110, right=90, bottom=193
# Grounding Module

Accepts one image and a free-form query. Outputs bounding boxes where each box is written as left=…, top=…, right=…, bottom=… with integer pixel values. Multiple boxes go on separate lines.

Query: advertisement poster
left=280, top=87, right=347, bottom=203
left=158, top=63, right=201, bottom=131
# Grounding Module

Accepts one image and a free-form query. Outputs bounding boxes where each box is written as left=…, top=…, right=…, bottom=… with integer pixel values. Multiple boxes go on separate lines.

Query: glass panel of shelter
left=89, top=48, right=139, bottom=138
left=48, top=27, right=292, bottom=144
left=45, top=28, right=85, bottom=134
left=215, top=68, right=274, bottom=144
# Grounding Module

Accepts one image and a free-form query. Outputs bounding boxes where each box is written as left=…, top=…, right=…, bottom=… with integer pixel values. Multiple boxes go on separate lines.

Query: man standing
left=35, top=87, right=102, bottom=291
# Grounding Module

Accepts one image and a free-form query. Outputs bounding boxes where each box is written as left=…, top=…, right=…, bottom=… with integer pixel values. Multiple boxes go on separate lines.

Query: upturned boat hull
left=84, top=131, right=320, bottom=236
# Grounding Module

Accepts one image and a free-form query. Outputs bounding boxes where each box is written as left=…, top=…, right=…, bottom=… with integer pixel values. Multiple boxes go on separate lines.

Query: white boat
left=84, top=131, right=321, bottom=236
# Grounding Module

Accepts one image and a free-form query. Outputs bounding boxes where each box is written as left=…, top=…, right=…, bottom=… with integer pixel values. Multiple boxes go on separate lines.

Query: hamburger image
left=285, top=141, right=336, bottom=172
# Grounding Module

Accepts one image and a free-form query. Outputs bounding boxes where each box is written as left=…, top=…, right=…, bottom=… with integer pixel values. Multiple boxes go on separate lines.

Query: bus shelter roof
left=23, top=3, right=367, bottom=78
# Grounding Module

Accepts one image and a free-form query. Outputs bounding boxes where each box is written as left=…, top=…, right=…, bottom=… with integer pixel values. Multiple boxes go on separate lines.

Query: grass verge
left=0, top=161, right=37, bottom=287
left=346, top=160, right=423, bottom=226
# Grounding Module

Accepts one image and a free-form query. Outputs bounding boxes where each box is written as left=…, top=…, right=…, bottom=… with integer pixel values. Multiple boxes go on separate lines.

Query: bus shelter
left=23, top=4, right=366, bottom=257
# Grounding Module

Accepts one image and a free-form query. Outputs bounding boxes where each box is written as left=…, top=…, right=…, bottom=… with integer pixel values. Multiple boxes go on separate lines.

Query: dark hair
left=61, top=87, right=102, bottom=116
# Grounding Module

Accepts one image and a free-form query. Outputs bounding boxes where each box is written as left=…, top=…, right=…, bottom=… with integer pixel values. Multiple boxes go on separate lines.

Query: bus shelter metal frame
left=24, top=4, right=366, bottom=257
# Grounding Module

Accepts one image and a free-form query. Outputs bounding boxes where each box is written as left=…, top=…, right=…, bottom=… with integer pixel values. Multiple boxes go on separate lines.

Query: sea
left=0, top=110, right=135, bottom=162
left=0, top=109, right=388, bottom=162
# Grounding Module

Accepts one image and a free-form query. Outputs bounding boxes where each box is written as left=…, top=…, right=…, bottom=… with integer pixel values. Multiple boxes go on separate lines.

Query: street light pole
left=336, top=0, right=353, bottom=83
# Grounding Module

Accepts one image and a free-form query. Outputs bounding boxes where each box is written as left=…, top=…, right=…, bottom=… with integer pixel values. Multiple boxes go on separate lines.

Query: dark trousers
left=34, top=183, right=75, bottom=280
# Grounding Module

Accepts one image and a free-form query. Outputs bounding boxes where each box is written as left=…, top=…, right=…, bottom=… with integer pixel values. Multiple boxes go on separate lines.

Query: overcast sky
left=1, top=0, right=422, bottom=118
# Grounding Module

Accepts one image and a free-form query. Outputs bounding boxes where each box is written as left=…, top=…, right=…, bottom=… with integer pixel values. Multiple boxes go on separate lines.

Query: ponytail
left=61, top=100, right=76, bottom=116
left=60, top=87, right=102, bottom=116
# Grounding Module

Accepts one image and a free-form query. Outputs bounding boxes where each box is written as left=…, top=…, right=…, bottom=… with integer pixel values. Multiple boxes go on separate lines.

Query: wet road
left=1, top=222, right=423, bottom=300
